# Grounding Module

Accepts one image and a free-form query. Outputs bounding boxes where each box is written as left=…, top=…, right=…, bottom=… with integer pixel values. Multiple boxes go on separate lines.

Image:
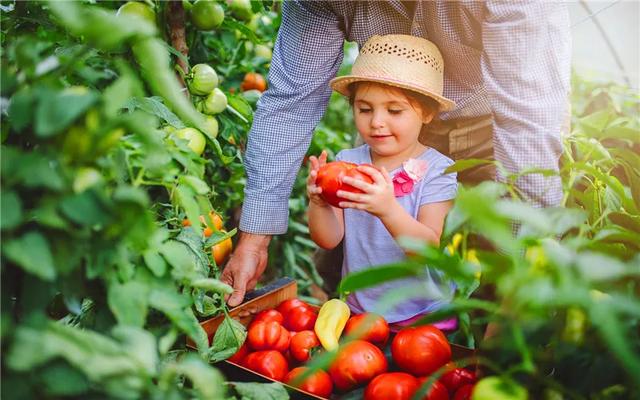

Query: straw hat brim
left=330, top=75, right=456, bottom=112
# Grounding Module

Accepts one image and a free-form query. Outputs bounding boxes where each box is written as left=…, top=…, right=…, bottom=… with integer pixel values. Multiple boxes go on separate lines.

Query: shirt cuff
left=239, top=196, right=290, bottom=235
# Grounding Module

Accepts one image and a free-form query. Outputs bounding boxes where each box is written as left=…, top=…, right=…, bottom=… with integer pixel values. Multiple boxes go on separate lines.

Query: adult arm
left=482, top=1, right=571, bottom=207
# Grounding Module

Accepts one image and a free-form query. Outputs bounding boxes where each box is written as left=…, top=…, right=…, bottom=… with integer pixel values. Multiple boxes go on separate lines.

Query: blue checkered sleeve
left=239, top=1, right=345, bottom=234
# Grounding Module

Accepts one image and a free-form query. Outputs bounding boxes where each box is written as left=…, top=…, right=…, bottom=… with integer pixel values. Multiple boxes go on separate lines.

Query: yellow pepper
left=314, top=299, right=351, bottom=351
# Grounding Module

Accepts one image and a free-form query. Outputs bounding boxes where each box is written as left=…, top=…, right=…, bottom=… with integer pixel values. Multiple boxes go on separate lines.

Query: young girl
left=307, top=35, right=458, bottom=330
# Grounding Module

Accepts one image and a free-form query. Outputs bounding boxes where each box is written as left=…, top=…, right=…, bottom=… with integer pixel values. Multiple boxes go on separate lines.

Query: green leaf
left=222, top=19, right=261, bottom=44
left=8, top=86, right=36, bottom=131
left=59, top=191, right=111, bottom=227
left=230, top=382, right=290, bottom=400
left=160, top=239, right=200, bottom=281
left=17, top=152, right=65, bottom=191
left=179, top=175, right=210, bottom=195
left=39, top=360, right=90, bottom=396
left=3, top=231, right=56, bottom=280
left=339, top=263, right=420, bottom=295
left=209, top=316, right=247, bottom=362
left=176, top=184, right=202, bottom=237
left=123, top=96, right=185, bottom=128
left=35, top=87, right=99, bottom=137
left=170, top=354, right=226, bottom=400
left=1, top=190, right=23, bottom=230
left=107, top=281, right=150, bottom=327
left=574, top=252, right=631, bottom=282
left=111, top=326, right=158, bottom=376
left=102, top=65, right=144, bottom=118
left=143, top=249, right=168, bottom=277
left=191, top=278, right=233, bottom=295
left=445, top=158, right=495, bottom=174
left=608, top=212, right=640, bottom=233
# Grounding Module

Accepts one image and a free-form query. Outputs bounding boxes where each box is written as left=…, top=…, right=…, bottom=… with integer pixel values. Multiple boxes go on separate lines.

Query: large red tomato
left=289, top=330, right=320, bottom=363
left=452, top=384, right=474, bottom=400
left=283, top=305, right=317, bottom=332
left=244, top=350, right=289, bottom=381
left=285, top=367, right=333, bottom=398
left=227, top=342, right=250, bottom=364
left=328, top=340, right=388, bottom=391
left=440, top=368, right=477, bottom=394
left=415, top=378, right=450, bottom=400
left=316, top=161, right=375, bottom=208
left=247, top=321, right=290, bottom=352
left=364, top=372, right=419, bottom=400
left=276, top=298, right=309, bottom=316
left=391, top=325, right=451, bottom=376
left=343, top=313, right=390, bottom=348
left=251, top=309, right=284, bottom=326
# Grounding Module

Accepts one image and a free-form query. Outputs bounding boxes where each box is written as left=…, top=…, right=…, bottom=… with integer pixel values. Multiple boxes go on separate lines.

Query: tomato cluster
left=226, top=300, right=477, bottom=399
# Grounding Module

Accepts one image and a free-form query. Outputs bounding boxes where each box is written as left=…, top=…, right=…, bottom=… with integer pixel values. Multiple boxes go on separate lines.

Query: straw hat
left=330, top=35, right=455, bottom=112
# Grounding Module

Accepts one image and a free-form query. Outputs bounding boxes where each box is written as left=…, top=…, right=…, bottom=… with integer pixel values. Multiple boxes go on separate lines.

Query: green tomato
left=228, top=0, right=252, bottom=21
left=190, top=0, right=225, bottom=30
left=175, top=127, right=207, bottom=155
left=73, top=167, right=103, bottom=193
left=202, top=88, right=227, bottom=115
left=472, top=377, right=528, bottom=400
left=188, top=64, right=218, bottom=96
left=201, top=115, right=219, bottom=139
left=254, top=44, right=272, bottom=60
left=241, top=89, right=262, bottom=106
left=117, top=1, right=156, bottom=25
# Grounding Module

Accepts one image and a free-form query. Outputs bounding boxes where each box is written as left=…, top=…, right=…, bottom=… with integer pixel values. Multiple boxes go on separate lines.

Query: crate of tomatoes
left=190, top=278, right=477, bottom=400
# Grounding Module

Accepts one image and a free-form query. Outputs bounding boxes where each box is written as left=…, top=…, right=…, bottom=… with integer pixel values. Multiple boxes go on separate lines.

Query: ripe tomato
left=227, top=342, right=250, bottom=364
left=247, top=321, right=290, bottom=352
left=276, top=298, right=309, bottom=316
left=316, top=161, right=375, bottom=208
left=452, top=384, right=474, bottom=400
left=283, top=305, right=317, bottom=332
left=440, top=368, right=476, bottom=394
left=289, top=330, right=320, bottom=363
left=241, top=72, right=267, bottom=92
left=415, top=378, right=450, bottom=400
left=364, top=372, right=419, bottom=400
left=391, top=325, right=451, bottom=376
left=251, top=309, right=284, bottom=326
left=285, top=367, right=333, bottom=398
left=244, top=350, right=289, bottom=381
left=328, top=340, right=388, bottom=392
left=212, top=236, right=232, bottom=265
left=343, top=313, right=390, bottom=348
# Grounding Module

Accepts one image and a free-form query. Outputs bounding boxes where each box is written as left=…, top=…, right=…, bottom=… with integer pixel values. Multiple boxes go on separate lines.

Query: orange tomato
left=183, top=210, right=224, bottom=234
left=212, top=235, right=233, bottom=265
left=240, top=72, right=267, bottom=92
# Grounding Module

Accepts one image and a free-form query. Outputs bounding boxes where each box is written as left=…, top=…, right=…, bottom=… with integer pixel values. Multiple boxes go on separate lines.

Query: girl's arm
left=307, top=151, right=344, bottom=249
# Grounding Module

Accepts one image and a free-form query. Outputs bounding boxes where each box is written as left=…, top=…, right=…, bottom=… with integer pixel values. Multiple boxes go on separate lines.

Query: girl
left=307, top=35, right=458, bottom=330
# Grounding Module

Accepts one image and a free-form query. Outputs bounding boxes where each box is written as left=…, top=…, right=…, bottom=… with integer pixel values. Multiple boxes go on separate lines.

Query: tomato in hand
left=289, top=330, right=320, bottom=363
left=316, top=161, right=375, bottom=208
left=283, top=305, right=317, bottom=332
left=244, top=350, right=289, bottom=381
left=440, top=367, right=476, bottom=394
left=285, top=367, right=333, bottom=398
left=276, top=298, right=309, bottom=316
left=227, top=342, right=250, bottom=364
left=364, top=372, right=419, bottom=400
left=247, top=321, right=290, bottom=352
left=251, top=309, right=284, bottom=326
left=328, top=340, right=388, bottom=391
left=391, top=325, right=451, bottom=376
left=452, top=384, right=474, bottom=400
left=343, top=313, right=390, bottom=348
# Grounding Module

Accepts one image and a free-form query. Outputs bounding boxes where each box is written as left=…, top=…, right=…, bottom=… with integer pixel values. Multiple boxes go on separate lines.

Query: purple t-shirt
left=336, top=144, right=458, bottom=323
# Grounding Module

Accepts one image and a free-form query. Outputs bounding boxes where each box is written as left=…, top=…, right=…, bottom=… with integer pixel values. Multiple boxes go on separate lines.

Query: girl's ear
left=422, top=107, right=437, bottom=124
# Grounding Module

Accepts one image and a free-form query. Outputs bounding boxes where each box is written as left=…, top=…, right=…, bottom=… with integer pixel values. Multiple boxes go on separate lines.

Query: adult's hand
left=220, top=232, right=271, bottom=307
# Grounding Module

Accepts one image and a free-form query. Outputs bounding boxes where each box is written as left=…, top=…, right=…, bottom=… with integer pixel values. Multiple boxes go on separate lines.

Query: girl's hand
left=306, top=150, right=329, bottom=207
left=338, top=165, right=397, bottom=217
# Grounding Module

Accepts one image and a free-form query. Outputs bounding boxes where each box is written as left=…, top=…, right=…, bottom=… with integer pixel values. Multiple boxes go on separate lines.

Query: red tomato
left=391, top=325, right=451, bottom=376
left=285, top=367, right=333, bottom=398
left=316, top=161, right=375, bottom=208
left=247, top=321, right=290, bottom=352
left=364, top=372, right=419, bottom=400
left=276, top=298, right=309, bottom=316
left=289, top=330, right=320, bottom=363
left=415, top=378, right=450, bottom=400
left=244, top=350, right=289, bottom=381
left=343, top=313, right=390, bottom=348
left=452, top=384, right=474, bottom=400
left=283, top=305, right=317, bottom=332
left=227, top=342, right=250, bottom=364
left=440, top=368, right=477, bottom=394
left=328, top=340, right=388, bottom=392
left=252, top=309, right=284, bottom=326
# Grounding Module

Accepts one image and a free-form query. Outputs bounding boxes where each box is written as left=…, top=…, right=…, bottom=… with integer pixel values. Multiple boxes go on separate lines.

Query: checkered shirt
left=240, top=0, right=572, bottom=234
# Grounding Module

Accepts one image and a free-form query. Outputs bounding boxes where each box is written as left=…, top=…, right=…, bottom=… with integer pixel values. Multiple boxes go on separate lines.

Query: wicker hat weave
left=330, top=34, right=455, bottom=112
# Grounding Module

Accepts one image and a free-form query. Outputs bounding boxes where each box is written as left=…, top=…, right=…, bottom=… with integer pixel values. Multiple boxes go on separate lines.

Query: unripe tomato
left=316, top=161, right=375, bottom=208
left=285, top=367, right=333, bottom=398
left=415, top=378, right=450, bottom=400
left=328, top=340, right=388, bottom=392
left=343, top=313, right=390, bottom=348
left=241, top=89, right=262, bottom=106
left=190, top=0, right=225, bottom=30
left=227, top=0, right=252, bottom=21
left=289, top=330, right=320, bottom=363
left=251, top=309, right=284, bottom=326
left=254, top=44, right=272, bottom=60
left=364, top=372, right=419, bottom=400
left=244, top=350, right=289, bottom=381
left=247, top=320, right=290, bottom=352
left=391, top=325, right=451, bottom=376
left=201, top=115, right=219, bottom=138
left=240, top=72, right=267, bottom=92
left=175, top=127, right=206, bottom=155
left=283, top=305, right=317, bottom=332
left=212, top=235, right=232, bottom=265
left=202, top=88, right=227, bottom=114
left=227, top=342, right=250, bottom=364
left=73, top=167, right=103, bottom=193
left=117, top=1, right=156, bottom=25
left=471, top=377, right=528, bottom=400
left=188, top=64, right=218, bottom=96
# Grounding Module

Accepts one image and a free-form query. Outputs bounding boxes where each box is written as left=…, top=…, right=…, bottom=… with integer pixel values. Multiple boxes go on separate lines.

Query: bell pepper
left=314, top=299, right=351, bottom=351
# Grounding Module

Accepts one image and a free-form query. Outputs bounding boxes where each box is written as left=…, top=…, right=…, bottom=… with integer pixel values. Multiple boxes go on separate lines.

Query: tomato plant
left=328, top=340, right=388, bottom=391
left=316, top=161, right=375, bottom=207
